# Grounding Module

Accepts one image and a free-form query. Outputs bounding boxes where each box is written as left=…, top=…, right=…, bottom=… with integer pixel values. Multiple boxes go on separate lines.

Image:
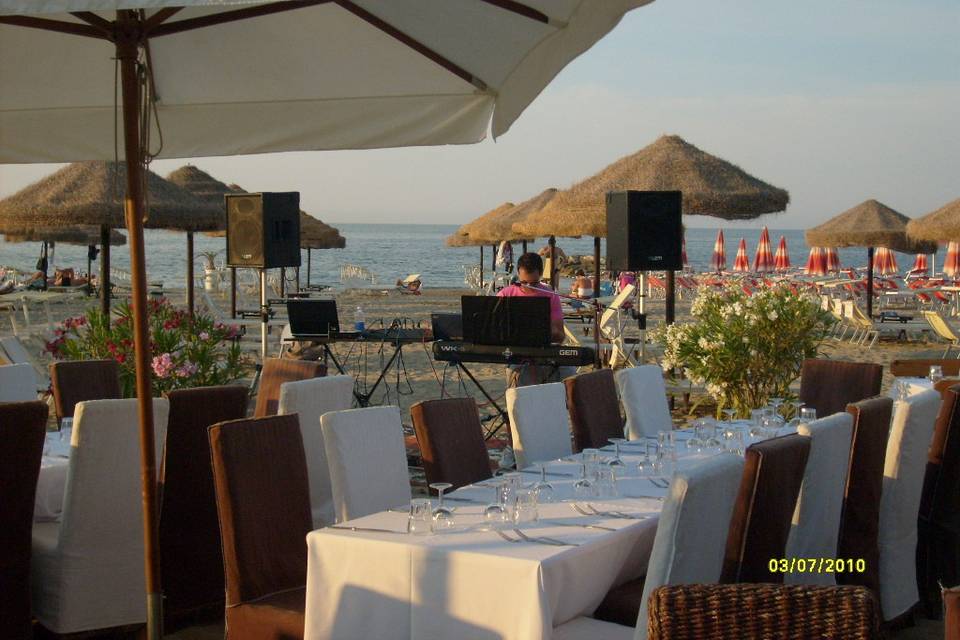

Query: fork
left=512, top=528, right=578, bottom=547
left=579, top=503, right=646, bottom=520
left=496, top=530, right=521, bottom=543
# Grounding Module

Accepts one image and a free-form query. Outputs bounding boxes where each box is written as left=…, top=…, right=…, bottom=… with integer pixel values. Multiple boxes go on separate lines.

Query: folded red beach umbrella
left=945, top=242, right=960, bottom=277
left=773, top=235, right=790, bottom=271
left=681, top=235, right=689, bottom=270
left=733, top=238, right=750, bottom=272
left=752, top=226, right=775, bottom=272
left=824, top=247, right=841, bottom=272
left=872, top=247, right=898, bottom=275
left=805, top=246, right=827, bottom=276
left=910, top=253, right=929, bottom=275
left=711, top=230, right=727, bottom=273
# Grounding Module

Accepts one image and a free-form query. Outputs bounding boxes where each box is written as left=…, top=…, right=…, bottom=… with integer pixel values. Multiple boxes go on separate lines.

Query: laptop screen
left=461, top=295, right=551, bottom=347
left=286, top=299, right=339, bottom=337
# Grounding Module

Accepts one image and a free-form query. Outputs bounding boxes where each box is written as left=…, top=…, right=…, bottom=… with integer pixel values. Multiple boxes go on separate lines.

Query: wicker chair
left=647, top=584, right=882, bottom=640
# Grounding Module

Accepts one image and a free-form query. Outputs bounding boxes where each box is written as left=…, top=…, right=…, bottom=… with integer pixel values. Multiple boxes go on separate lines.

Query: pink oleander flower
left=151, top=352, right=175, bottom=378
left=198, top=331, right=210, bottom=341
left=175, top=361, right=198, bottom=378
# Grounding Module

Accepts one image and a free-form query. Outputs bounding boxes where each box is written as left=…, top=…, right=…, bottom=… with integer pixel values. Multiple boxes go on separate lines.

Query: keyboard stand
left=449, top=361, right=510, bottom=441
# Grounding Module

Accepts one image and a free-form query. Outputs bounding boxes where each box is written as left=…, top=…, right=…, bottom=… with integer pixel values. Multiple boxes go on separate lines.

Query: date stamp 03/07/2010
left=768, top=558, right=867, bottom=574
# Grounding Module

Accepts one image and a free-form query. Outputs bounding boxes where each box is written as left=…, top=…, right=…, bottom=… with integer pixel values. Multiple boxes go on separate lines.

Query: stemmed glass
left=607, top=438, right=627, bottom=475
left=769, top=397, right=785, bottom=420
left=637, top=443, right=655, bottom=477
left=930, top=365, right=944, bottom=384
left=574, top=462, right=595, bottom=498
left=787, top=400, right=804, bottom=427
left=687, top=420, right=704, bottom=451
left=749, top=409, right=765, bottom=439
left=429, top=482, right=455, bottom=530
left=704, top=418, right=722, bottom=450
left=481, top=481, right=509, bottom=530
left=531, top=463, right=555, bottom=503
left=721, top=408, right=736, bottom=436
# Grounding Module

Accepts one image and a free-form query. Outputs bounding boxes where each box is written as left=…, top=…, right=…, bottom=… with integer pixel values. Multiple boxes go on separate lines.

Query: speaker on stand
left=225, top=192, right=302, bottom=368
left=606, top=190, right=683, bottom=361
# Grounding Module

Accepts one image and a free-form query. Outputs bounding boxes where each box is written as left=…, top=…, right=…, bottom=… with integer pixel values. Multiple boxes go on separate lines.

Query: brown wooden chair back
left=799, top=358, right=882, bottom=418
left=253, top=358, right=326, bottom=417
left=50, top=359, right=121, bottom=422
left=564, top=368, right=624, bottom=452
left=410, top=397, right=492, bottom=491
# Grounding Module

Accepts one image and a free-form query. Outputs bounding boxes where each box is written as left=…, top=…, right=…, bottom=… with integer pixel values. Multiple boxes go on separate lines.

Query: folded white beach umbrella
left=0, top=2, right=653, bottom=636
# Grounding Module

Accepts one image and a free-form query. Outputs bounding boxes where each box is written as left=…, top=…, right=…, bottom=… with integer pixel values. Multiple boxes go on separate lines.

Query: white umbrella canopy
left=0, top=2, right=652, bottom=636
left=0, top=0, right=652, bottom=162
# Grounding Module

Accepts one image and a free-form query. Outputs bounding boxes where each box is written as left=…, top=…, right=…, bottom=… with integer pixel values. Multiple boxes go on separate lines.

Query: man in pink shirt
left=497, top=252, right=565, bottom=343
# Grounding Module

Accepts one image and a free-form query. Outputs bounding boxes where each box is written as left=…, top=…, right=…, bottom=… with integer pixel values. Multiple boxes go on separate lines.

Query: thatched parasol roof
left=166, top=164, right=244, bottom=231
left=511, top=135, right=790, bottom=238
left=0, top=161, right=222, bottom=233
left=447, top=201, right=516, bottom=247
left=201, top=181, right=345, bottom=249
left=301, top=212, right=346, bottom=250
left=5, top=225, right=126, bottom=246
left=906, top=197, right=960, bottom=243
left=805, top=199, right=936, bottom=253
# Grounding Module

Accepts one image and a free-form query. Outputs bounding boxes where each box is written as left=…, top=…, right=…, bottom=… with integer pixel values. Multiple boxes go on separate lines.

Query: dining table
left=304, top=430, right=737, bottom=640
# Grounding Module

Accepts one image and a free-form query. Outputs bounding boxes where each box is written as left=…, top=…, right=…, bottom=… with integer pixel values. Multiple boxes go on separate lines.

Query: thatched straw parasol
left=446, top=202, right=516, bottom=247
left=512, top=135, right=790, bottom=239
left=299, top=212, right=346, bottom=289
left=906, top=197, right=960, bottom=243
left=512, top=135, right=789, bottom=315
left=0, top=161, right=220, bottom=315
left=805, top=199, right=936, bottom=316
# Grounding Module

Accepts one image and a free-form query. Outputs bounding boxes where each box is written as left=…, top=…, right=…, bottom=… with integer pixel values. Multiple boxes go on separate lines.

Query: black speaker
left=225, top=192, right=302, bottom=269
left=605, top=190, right=682, bottom=271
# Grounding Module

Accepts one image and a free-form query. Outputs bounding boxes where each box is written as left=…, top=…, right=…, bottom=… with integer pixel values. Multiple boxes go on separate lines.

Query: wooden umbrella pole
left=230, top=267, right=237, bottom=318
left=480, top=246, right=484, bottom=290
left=665, top=270, right=676, bottom=324
left=866, top=246, right=875, bottom=318
left=186, top=231, right=194, bottom=317
left=522, top=240, right=528, bottom=254
left=117, top=15, right=163, bottom=639
left=549, top=235, right=557, bottom=290
left=593, top=236, right=601, bottom=298
left=306, top=249, right=312, bottom=288
left=100, top=224, right=110, bottom=315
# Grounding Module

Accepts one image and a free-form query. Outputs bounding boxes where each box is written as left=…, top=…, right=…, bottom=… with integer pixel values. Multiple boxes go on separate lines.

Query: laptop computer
left=286, top=299, right=340, bottom=338
left=431, top=313, right=463, bottom=341
left=461, top=295, right=551, bottom=347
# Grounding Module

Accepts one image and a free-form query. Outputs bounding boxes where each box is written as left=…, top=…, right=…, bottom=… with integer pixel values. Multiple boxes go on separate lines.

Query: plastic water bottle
left=354, top=305, right=365, bottom=332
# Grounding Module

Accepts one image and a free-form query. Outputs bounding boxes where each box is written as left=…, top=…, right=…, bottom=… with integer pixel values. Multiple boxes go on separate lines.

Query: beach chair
left=922, top=310, right=960, bottom=357
left=850, top=304, right=879, bottom=348
left=0, top=336, right=49, bottom=390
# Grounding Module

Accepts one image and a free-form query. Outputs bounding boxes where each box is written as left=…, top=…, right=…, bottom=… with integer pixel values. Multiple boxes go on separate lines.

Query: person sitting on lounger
left=396, top=274, right=422, bottom=295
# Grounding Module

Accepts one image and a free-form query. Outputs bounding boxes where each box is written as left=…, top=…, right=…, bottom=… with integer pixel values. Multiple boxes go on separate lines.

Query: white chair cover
left=553, top=453, right=745, bottom=640
left=279, top=374, right=355, bottom=527
left=506, top=382, right=572, bottom=469
left=878, top=388, right=940, bottom=620
left=31, top=398, right=169, bottom=634
left=321, top=405, right=410, bottom=522
left=615, top=366, right=672, bottom=440
left=784, top=412, right=854, bottom=585
left=0, top=362, right=36, bottom=402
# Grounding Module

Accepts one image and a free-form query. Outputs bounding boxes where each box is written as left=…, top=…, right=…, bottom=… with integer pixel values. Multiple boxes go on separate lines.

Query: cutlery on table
left=518, top=469, right=576, bottom=478
left=511, top=528, right=579, bottom=547
left=543, top=520, right=617, bottom=532
left=329, top=525, right=405, bottom=534
left=496, top=530, right=520, bottom=543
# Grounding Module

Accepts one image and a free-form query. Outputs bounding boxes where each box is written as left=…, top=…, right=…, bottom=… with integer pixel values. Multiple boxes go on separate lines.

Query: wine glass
left=930, top=365, right=944, bottom=384
left=637, top=443, right=654, bottom=477
left=607, top=438, right=627, bottom=475
left=687, top=420, right=704, bottom=451
left=481, top=482, right=509, bottom=531
left=531, top=462, right=555, bottom=503
left=788, top=400, right=804, bottom=427
left=749, top=409, right=766, bottom=438
left=704, top=418, right=722, bottom=450
left=721, top=408, right=736, bottom=436
left=429, top=482, right=455, bottom=530
left=769, top=397, right=784, bottom=420
left=573, top=463, right=595, bottom=498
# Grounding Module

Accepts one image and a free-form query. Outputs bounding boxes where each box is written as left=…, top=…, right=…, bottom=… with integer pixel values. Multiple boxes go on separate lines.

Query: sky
left=1, top=0, right=957, bottom=228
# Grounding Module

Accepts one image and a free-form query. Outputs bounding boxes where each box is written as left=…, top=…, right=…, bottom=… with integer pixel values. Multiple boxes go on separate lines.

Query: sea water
left=0, top=225, right=943, bottom=289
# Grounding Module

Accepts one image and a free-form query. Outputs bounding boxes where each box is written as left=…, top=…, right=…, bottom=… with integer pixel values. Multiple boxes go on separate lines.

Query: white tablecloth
left=305, top=441, right=715, bottom=640
left=890, top=377, right=934, bottom=399
left=35, top=428, right=72, bottom=522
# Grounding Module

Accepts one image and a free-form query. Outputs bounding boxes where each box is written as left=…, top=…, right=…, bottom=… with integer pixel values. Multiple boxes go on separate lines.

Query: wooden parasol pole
left=186, top=231, right=194, bottom=316
left=665, top=270, right=676, bottom=324
left=593, top=236, right=601, bottom=298
left=117, top=11, right=163, bottom=638
left=306, top=248, right=312, bottom=288
left=866, top=246, right=875, bottom=318
left=549, top=235, right=558, bottom=290
left=100, top=224, right=111, bottom=315
left=480, top=246, right=484, bottom=290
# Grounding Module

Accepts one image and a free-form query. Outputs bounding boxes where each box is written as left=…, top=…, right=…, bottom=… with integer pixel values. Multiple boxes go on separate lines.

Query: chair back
left=837, top=396, right=892, bottom=596
left=159, top=385, right=248, bottom=623
left=784, top=412, right=854, bottom=585
left=947, top=585, right=960, bottom=640
left=278, top=374, right=355, bottom=526
left=54, top=398, right=169, bottom=631
left=253, top=358, right=327, bottom=417
left=0, top=401, right=47, bottom=639
left=616, top=365, right=672, bottom=440
left=209, top=415, right=312, bottom=607
left=878, top=389, right=940, bottom=621
left=564, top=368, right=624, bottom=452
left=890, top=358, right=960, bottom=378
left=0, top=362, right=36, bottom=402
left=634, top=454, right=744, bottom=639
left=50, top=359, right=121, bottom=421
left=647, top=584, right=882, bottom=640
left=722, top=434, right=810, bottom=583
left=799, top=358, right=882, bottom=418
left=506, top=382, right=572, bottom=468
left=321, top=406, right=410, bottom=521
left=410, top=397, right=492, bottom=491
left=923, top=310, right=959, bottom=342
left=918, top=382, right=960, bottom=615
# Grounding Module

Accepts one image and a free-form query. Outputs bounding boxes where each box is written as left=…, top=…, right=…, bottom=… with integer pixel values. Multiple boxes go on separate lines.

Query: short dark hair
left=516, top=252, right=543, bottom=274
